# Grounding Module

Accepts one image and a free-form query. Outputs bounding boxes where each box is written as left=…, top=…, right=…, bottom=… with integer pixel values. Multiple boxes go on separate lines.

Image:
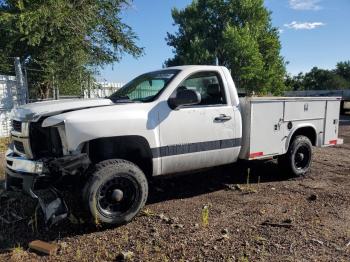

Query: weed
left=239, top=254, right=249, bottom=262
left=254, top=235, right=267, bottom=244
left=10, top=245, right=27, bottom=262
left=0, top=137, right=10, bottom=153
left=201, top=204, right=211, bottom=227
left=0, top=137, right=8, bottom=180
left=135, top=241, right=143, bottom=253
left=75, top=248, right=82, bottom=261
left=246, top=168, right=250, bottom=185
left=161, top=254, right=169, bottom=262
left=141, top=208, right=155, bottom=217
left=237, top=168, right=258, bottom=194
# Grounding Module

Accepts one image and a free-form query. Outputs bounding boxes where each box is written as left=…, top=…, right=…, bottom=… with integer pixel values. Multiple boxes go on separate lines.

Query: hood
left=41, top=101, right=159, bottom=151
left=11, top=98, right=113, bottom=122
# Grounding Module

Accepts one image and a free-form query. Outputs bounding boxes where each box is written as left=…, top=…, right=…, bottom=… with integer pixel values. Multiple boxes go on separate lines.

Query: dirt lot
left=0, top=116, right=349, bottom=261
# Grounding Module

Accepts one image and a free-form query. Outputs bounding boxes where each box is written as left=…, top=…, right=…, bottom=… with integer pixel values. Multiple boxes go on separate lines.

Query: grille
left=12, top=120, right=22, bottom=133
left=14, top=140, right=25, bottom=154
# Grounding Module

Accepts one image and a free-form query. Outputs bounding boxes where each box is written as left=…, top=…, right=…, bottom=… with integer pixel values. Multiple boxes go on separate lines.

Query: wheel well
left=86, top=136, right=153, bottom=178
left=290, top=126, right=317, bottom=147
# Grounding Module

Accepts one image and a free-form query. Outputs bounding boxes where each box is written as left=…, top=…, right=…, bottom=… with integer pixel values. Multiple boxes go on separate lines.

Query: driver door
left=158, top=70, right=240, bottom=175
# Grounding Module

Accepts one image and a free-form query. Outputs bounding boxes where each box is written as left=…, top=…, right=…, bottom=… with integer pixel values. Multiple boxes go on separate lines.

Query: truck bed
left=239, top=96, right=341, bottom=160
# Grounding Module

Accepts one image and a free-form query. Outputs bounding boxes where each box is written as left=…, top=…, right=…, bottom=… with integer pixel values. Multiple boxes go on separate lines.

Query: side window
left=179, top=71, right=226, bottom=106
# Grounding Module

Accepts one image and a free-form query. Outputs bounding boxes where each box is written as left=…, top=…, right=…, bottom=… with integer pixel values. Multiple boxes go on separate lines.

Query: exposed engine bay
left=7, top=114, right=92, bottom=226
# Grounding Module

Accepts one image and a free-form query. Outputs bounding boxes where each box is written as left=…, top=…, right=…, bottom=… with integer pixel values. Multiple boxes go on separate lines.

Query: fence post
left=88, top=75, right=91, bottom=98
left=24, top=66, right=29, bottom=103
left=14, top=57, right=28, bottom=105
left=52, top=75, right=56, bottom=100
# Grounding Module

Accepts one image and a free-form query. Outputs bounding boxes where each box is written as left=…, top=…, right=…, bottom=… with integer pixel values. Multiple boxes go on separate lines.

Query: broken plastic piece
left=36, top=188, right=68, bottom=227
left=49, top=153, right=90, bottom=176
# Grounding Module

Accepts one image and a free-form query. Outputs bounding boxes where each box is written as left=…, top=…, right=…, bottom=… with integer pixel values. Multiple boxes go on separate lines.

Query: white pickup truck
left=4, top=65, right=342, bottom=226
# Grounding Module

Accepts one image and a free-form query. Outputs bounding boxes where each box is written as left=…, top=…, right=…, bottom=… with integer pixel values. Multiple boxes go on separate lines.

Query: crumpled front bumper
left=6, top=147, right=44, bottom=175
left=4, top=147, right=45, bottom=197
left=4, top=148, right=69, bottom=226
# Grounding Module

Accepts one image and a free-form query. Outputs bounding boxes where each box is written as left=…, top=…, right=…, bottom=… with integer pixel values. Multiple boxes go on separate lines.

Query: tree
left=165, top=0, right=286, bottom=95
left=285, top=73, right=305, bottom=91
left=335, top=61, right=350, bottom=82
left=307, top=67, right=349, bottom=90
left=285, top=61, right=350, bottom=91
left=303, top=67, right=347, bottom=90
left=0, top=0, right=143, bottom=98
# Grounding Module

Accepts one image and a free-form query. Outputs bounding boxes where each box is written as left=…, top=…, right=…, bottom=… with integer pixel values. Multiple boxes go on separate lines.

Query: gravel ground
left=0, top=115, right=349, bottom=261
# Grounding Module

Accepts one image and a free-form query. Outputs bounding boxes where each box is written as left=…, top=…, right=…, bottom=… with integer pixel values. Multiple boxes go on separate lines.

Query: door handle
left=214, top=114, right=232, bottom=122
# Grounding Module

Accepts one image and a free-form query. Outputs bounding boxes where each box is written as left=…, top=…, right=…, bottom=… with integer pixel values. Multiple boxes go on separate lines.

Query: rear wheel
left=83, top=159, right=148, bottom=225
left=278, top=135, right=313, bottom=177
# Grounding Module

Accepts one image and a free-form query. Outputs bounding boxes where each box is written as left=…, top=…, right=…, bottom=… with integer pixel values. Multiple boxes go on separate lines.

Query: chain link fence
left=0, top=58, right=124, bottom=137
left=0, top=75, right=26, bottom=137
left=84, top=82, right=122, bottom=98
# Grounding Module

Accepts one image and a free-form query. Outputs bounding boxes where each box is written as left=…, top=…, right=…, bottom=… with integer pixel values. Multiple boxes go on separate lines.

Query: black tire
left=83, top=159, right=148, bottom=225
left=278, top=136, right=313, bottom=177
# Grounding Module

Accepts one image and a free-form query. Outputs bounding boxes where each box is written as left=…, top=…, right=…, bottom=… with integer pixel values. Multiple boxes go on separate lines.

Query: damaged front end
left=5, top=117, right=90, bottom=227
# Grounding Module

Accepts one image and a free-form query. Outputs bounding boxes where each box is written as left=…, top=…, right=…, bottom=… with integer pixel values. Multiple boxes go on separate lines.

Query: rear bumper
left=322, top=138, right=344, bottom=147
left=337, top=138, right=344, bottom=145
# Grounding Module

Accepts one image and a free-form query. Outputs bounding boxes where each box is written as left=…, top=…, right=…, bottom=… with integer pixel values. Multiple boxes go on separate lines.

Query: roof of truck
left=165, top=65, right=223, bottom=70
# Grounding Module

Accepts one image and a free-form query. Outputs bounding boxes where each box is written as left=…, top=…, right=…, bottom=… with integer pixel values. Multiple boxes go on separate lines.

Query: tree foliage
left=165, top=0, right=286, bottom=95
left=286, top=61, right=350, bottom=91
left=0, top=0, right=143, bottom=97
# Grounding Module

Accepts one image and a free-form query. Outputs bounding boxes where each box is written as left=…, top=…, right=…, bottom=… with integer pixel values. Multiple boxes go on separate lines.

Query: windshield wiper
left=110, top=95, right=140, bottom=103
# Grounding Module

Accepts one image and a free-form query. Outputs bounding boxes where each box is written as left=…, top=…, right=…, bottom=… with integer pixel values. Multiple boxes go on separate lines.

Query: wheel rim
left=294, top=145, right=311, bottom=170
left=97, top=175, right=139, bottom=218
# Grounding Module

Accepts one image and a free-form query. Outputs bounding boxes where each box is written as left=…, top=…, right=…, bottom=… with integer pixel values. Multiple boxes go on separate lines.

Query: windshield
left=109, top=69, right=180, bottom=103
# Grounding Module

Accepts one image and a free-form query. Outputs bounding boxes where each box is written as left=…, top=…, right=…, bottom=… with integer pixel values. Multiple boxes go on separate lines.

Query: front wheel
left=278, top=135, right=313, bottom=177
left=83, top=159, right=148, bottom=226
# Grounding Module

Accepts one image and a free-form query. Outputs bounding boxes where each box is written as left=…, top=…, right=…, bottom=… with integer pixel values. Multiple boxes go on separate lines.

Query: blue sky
left=99, top=0, right=350, bottom=83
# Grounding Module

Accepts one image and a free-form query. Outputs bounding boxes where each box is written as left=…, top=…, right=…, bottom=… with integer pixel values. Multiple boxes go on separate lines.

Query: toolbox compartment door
left=249, top=101, right=284, bottom=158
left=284, top=101, right=326, bottom=121
left=324, top=100, right=340, bottom=145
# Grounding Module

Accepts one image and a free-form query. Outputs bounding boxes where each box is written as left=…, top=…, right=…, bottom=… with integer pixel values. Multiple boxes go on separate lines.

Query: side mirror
left=168, top=89, right=201, bottom=110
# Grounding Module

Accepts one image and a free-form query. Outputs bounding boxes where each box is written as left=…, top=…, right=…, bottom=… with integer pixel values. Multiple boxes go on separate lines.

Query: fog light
left=34, top=162, right=44, bottom=174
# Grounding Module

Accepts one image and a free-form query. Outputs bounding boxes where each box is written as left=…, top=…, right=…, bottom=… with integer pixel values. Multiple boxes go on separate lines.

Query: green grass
left=0, top=137, right=8, bottom=180
left=0, top=137, right=10, bottom=153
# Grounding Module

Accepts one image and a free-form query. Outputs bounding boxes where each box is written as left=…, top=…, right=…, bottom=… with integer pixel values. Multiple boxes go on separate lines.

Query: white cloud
left=289, top=0, right=322, bottom=11
left=284, top=21, right=325, bottom=30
